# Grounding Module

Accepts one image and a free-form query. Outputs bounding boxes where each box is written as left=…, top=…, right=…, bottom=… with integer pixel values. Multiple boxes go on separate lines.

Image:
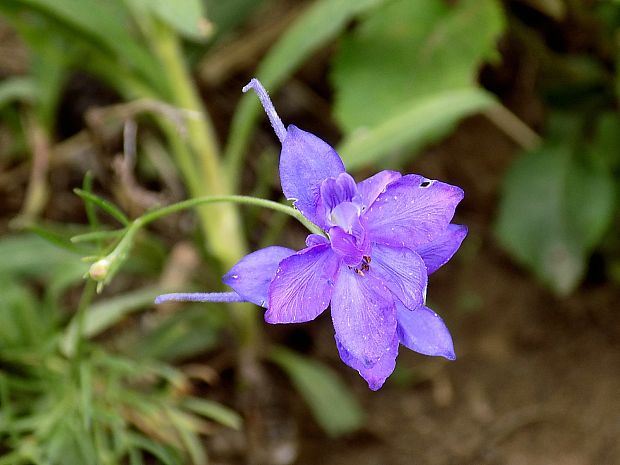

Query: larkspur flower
left=156, top=79, right=467, bottom=390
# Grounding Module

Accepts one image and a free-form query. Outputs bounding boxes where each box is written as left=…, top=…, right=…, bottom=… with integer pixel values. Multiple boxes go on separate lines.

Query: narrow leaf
left=270, top=346, right=364, bottom=437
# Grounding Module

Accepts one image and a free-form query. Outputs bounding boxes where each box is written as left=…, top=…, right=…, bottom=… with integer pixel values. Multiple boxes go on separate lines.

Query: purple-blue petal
left=370, top=244, right=428, bottom=311
left=305, top=233, right=329, bottom=247
left=364, top=174, right=464, bottom=249
left=329, top=226, right=365, bottom=267
left=331, top=266, right=397, bottom=367
left=223, top=246, right=295, bottom=307
left=279, top=125, right=345, bottom=229
left=336, top=333, right=399, bottom=391
left=266, top=244, right=340, bottom=323
left=396, top=303, right=455, bottom=360
left=416, top=224, right=468, bottom=274
left=357, top=170, right=401, bottom=210
left=319, top=172, right=358, bottom=212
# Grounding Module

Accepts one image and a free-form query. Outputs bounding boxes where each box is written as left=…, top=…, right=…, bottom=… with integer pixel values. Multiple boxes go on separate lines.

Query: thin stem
left=74, top=279, right=97, bottom=361
left=138, top=195, right=324, bottom=236
left=483, top=104, right=542, bottom=150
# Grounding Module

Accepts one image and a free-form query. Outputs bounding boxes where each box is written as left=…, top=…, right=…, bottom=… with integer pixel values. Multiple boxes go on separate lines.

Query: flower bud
left=89, top=258, right=111, bottom=281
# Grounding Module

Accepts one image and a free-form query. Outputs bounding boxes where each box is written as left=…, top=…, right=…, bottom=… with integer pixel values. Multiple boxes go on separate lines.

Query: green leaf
left=149, top=0, right=209, bottom=40
left=127, top=306, right=223, bottom=362
left=224, top=0, right=387, bottom=186
left=495, top=117, right=616, bottom=295
left=338, top=87, right=495, bottom=169
left=62, top=287, right=161, bottom=356
left=331, top=0, right=504, bottom=166
left=74, top=189, right=130, bottom=226
left=181, top=398, right=242, bottom=430
left=0, top=77, right=37, bottom=109
left=269, top=346, right=364, bottom=437
left=0, top=234, right=80, bottom=279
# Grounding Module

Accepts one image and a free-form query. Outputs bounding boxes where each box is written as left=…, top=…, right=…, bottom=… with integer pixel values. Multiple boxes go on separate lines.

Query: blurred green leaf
left=127, top=306, right=223, bottom=362
left=73, top=189, right=130, bottom=226
left=338, top=87, right=495, bottom=169
left=181, top=397, right=242, bottom=430
left=589, top=112, right=620, bottom=171
left=496, top=117, right=616, bottom=295
left=0, top=234, right=80, bottom=279
left=62, top=287, right=160, bottom=356
left=12, top=0, right=161, bottom=87
left=207, top=0, right=263, bottom=37
left=270, top=346, right=364, bottom=437
left=225, top=0, right=386, bottom=186
left=150, top=0, right=208, bottom=40
left=331, top=0, right=503, bottom=165
left=0, top=77, right=37, bottom=109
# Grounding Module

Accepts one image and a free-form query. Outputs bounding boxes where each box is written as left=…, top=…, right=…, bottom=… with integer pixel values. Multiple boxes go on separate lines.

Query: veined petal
left=305, top=233, right=329, bottom=247
left=416, top=224, right=468, bottom=274
left=280, top=125, right=345, bottom=228
left=336, top=333, right=399, bottom=391
left=223, top=246, right=295, bottom=307
left=396, top=303, right=455, bottom=360
left=329, top=226, right=365, bottom=267
left=370, top=244, right=427, bottom=311
left=331, top=266, right=397, bottom=367
left=357, top=170, right=401, bottom=210
left=320, top=172, right=358, bottom=212
left=364, top=175, right=464, bottom=249
left=266, top=244, right=340, bottom=323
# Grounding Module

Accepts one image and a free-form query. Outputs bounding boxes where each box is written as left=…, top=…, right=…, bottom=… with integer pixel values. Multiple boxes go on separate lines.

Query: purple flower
left=157, top=79, right=467, bottom=390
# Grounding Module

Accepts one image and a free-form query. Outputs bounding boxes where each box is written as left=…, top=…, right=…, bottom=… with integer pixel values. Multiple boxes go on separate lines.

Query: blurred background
left=0, top=0, right=619, bottom=464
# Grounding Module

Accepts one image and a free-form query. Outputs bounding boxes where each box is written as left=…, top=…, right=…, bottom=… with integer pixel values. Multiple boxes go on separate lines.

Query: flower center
left=349, top=255, right=371, bottom=277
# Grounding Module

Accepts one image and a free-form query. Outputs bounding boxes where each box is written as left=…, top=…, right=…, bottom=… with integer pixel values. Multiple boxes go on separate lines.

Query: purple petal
left=416, top=224, right=468, bottom=274
left=336, top=333, right=399, bottom=391
left=364, top=175, right=464, bottom=249
left=370, top=244, right=427, bottom=311
left=266, top=244, right=340, bottom=323
left=305, top=233, right=329, bottom=247
left=396, top=303, right=455, bottom=360
left=357, top=170, right=401, bottom=210
left=223, top=246, right=296, bottom=307
left=331, top=267, right=397, bottom=367
left=329, top=226, right=365, bottom=267
left=319, top=172, right=358, bottom=212
left=280, top=125, right=345, bottom=228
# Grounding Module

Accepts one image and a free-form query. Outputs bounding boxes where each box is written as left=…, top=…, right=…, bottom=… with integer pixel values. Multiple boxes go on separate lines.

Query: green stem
left=137, top=195, right=323, bottom=236
left=74, top=279, right=97, bottom=361
left=150, top=19, right=246, bottom=267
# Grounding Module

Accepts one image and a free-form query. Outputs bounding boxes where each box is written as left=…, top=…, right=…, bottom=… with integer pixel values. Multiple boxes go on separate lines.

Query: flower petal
left=364, top=175, right=464, bottom=249
left=336, top=333, right=399, bottom=391
left=223, top=246, right=295, bottom=307
left=266, top=244, right=340, bottom=323
left=305, top=233, right=329, bottom=247
left=329, top=226, right=365, bottom=267
left=320, top=172, right=358, bottom=212
left=280, top=125, right=345, bottom=228
left=331, top=266, right=397, bottom=367
left=370, top=243, right=427, bottom=311
left=416, top=224, right=468, bottom=274
left=396, top=303, right=455, bottom=360
left=357, top=170, right=401, bottom=210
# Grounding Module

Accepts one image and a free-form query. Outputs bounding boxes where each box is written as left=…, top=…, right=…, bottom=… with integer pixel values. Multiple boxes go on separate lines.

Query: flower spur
left=156, top=79, right=467, bottom=390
